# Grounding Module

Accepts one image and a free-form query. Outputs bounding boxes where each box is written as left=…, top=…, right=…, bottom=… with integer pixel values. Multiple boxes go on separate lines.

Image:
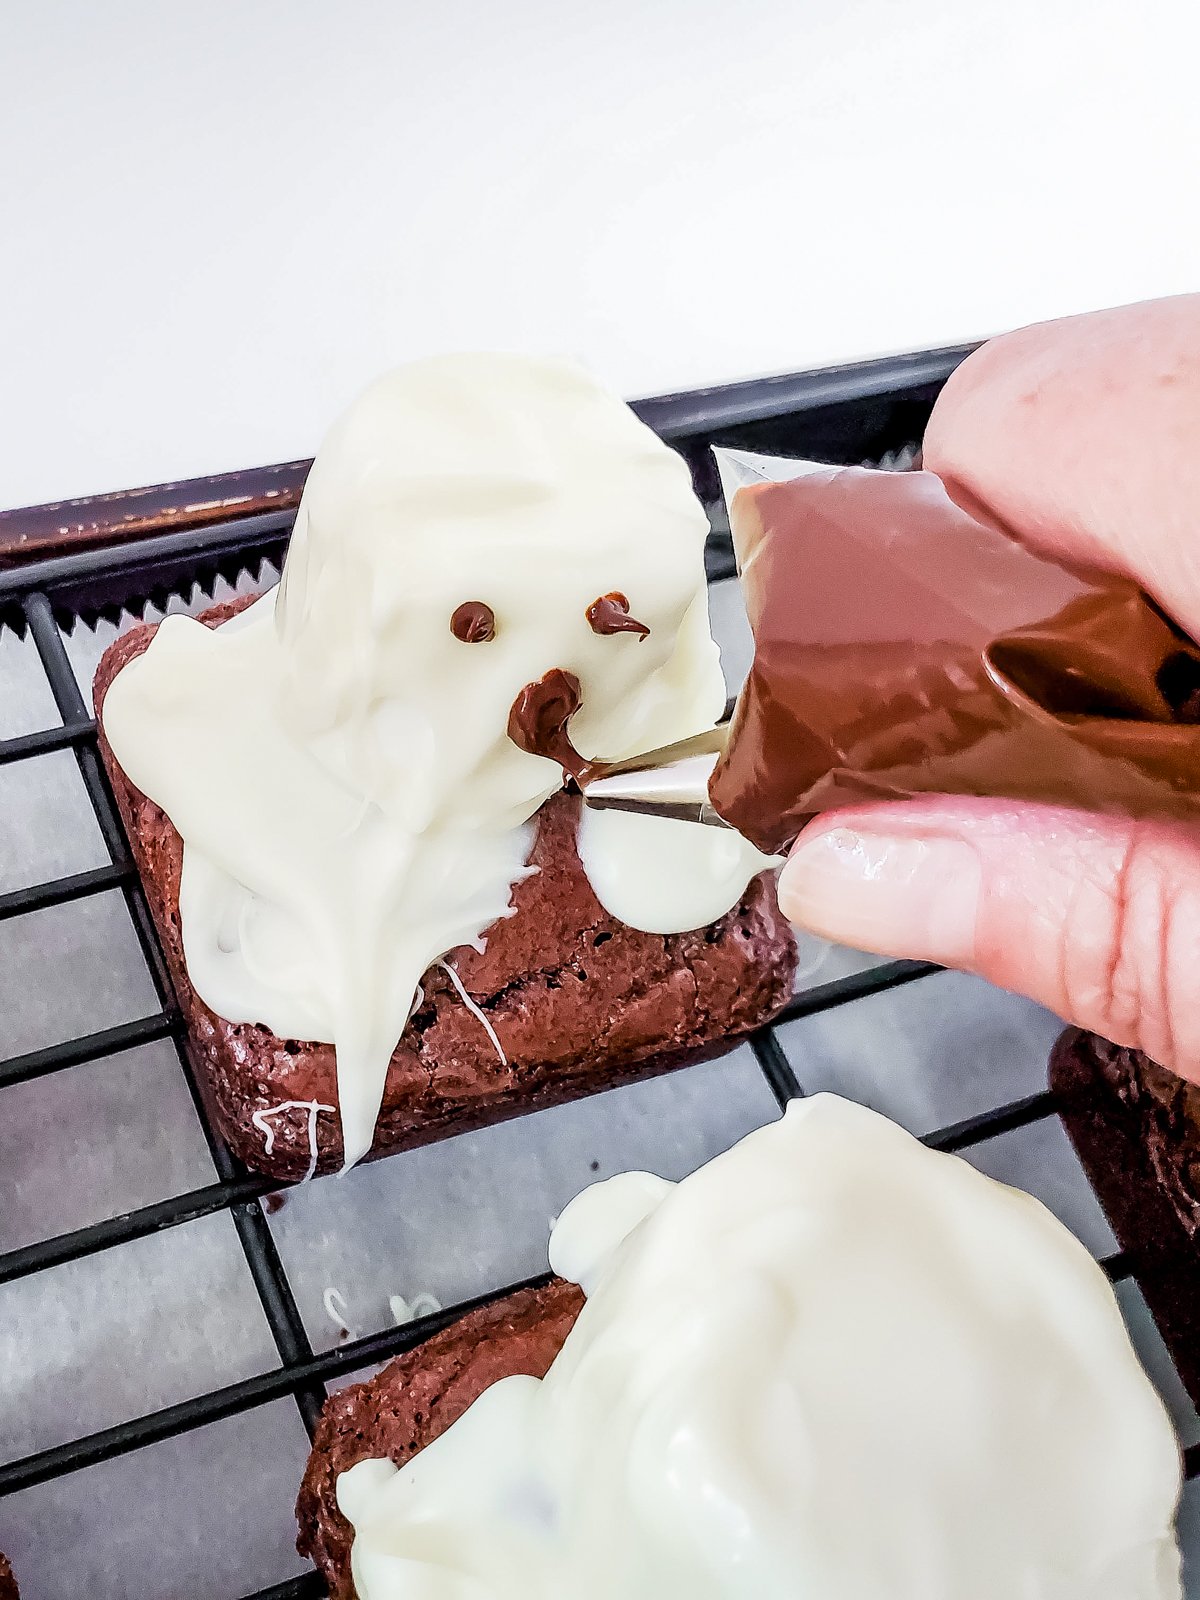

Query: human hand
left=776, top=294, right=1200, bottom=1080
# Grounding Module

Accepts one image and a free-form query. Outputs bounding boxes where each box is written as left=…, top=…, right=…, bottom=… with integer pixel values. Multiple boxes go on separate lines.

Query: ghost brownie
left=0, top=1553, right=17, bottom=1599
left=95, top=355, right=796, bottom=1178
left=95, top=610, right=791, bottom=1177
left=297, top=1098, right=1182, bottom=1600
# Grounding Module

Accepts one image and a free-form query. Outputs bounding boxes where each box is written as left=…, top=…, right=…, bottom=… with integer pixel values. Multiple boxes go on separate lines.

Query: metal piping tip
left=579, top=725, right=734, bottom=830
left=583, top=794, right=733, bottom=829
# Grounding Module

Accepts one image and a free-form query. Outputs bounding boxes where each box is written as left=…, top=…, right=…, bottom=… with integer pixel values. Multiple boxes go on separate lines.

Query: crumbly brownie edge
left=1049, top=1027, right=1200, bottom=1403
left=93, top=601, right=797, bottom=1179
left=0, top=1553, right=16, bottom=1600
left=296, top=1279, right=584, bottom=1600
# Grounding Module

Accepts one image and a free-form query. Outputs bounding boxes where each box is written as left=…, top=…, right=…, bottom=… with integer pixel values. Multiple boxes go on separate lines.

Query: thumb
left=777, top=798, right=1200, bottom=1084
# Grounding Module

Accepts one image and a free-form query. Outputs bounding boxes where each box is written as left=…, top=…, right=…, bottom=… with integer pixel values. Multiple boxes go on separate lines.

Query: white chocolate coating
left=575, top=805, right=776, bottom=934
left=103, top=355, right=758, bottom=1166
left=338, top=1095, right=1183, bottom=1599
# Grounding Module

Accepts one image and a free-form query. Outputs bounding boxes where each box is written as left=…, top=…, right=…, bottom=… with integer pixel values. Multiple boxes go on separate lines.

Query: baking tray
left=1, top=346, right=1197, bottom=1598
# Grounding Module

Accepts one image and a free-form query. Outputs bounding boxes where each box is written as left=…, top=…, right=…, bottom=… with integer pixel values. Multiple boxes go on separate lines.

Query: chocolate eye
left=587, top=593, right=650, bottom=640
left=450, top=601, right=496, bottom=643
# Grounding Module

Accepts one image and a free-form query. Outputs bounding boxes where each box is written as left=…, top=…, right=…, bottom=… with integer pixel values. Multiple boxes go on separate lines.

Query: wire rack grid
left=1, top=349, right=1195, bottom=1599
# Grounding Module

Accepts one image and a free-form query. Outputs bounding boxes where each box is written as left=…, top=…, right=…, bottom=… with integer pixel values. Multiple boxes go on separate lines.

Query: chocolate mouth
left=508, top=668, right=589, bottom=783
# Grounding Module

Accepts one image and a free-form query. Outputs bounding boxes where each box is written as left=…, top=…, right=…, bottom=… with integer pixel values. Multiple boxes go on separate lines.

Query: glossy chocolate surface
left=507, top=668, right=587, bottom=781
left=709, top=466, right=1200, bottom=855
left=450, top=600, right=496, bottom=642
left=586, top=592, right=651, bottom=639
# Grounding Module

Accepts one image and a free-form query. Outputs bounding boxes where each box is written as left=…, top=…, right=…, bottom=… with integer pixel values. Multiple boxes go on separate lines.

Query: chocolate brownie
left=0, top=1553, right=17, bottom=1599
left=94, top=599, right=797, bottom=1179
left=296, top=1279, right=583, bottom=1600
left=1050, top=1029, right=1200, bottom=1404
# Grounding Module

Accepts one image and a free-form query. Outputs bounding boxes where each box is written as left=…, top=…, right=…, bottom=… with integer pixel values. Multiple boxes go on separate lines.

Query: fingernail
left=776, top=827, right=983, bottom=964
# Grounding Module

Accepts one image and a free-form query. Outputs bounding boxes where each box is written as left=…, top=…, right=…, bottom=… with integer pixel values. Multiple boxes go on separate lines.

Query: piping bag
left=583, top=449, right=1200, bottom=856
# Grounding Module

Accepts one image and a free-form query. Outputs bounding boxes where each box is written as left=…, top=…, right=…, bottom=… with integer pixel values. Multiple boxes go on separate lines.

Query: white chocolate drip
left=102, top=355, right=763, bottom=1167
left=438, top=960, right=507, bottom=1067
left=338, top=1096, right=1183, bottom=1600
left=575, top=805, right=777, bottom=934
left=390, top=1292, right=443, bottom=1327
left=322, top=1286, right=354, bottom=1341
left=251, top=1099, right=335, bottom=1183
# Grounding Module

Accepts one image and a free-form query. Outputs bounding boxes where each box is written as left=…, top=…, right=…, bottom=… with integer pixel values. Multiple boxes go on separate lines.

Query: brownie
left=94, top=599, right=797, bottom=1178
left=1050, top=1028, right=1200, bottom=1404
left=0, top=1553, right=17, bottom=1599
left=296, top=1279, right=583, bottom=1600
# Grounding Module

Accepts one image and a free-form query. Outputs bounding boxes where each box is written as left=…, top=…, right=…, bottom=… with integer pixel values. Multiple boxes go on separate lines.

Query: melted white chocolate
left=338, top=1096, right=1183, bottom=1599
left=576, top=805, right=777, bottom=934
left=103, top=355, right=761, bottom=1166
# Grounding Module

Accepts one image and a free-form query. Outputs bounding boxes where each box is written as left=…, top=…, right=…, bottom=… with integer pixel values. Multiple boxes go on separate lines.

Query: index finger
left=924, top=294, right=1200, bottom=637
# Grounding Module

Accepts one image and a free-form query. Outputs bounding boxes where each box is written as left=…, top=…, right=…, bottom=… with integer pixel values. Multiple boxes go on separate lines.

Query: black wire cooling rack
left=1, top=346, right=1196, bottom=1599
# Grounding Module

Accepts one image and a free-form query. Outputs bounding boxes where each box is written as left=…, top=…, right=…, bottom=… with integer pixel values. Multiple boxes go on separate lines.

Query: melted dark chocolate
left=587, top=593, right=650, bottom=640
left=708, top=467, right=1200, bottom=856
left=450, top=601, right=496, bottom=642
left=508, top=668, right=587, bottom=782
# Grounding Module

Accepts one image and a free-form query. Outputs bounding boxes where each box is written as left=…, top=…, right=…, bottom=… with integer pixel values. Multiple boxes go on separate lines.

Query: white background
left=2, top=0, right=1199, bottom=508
